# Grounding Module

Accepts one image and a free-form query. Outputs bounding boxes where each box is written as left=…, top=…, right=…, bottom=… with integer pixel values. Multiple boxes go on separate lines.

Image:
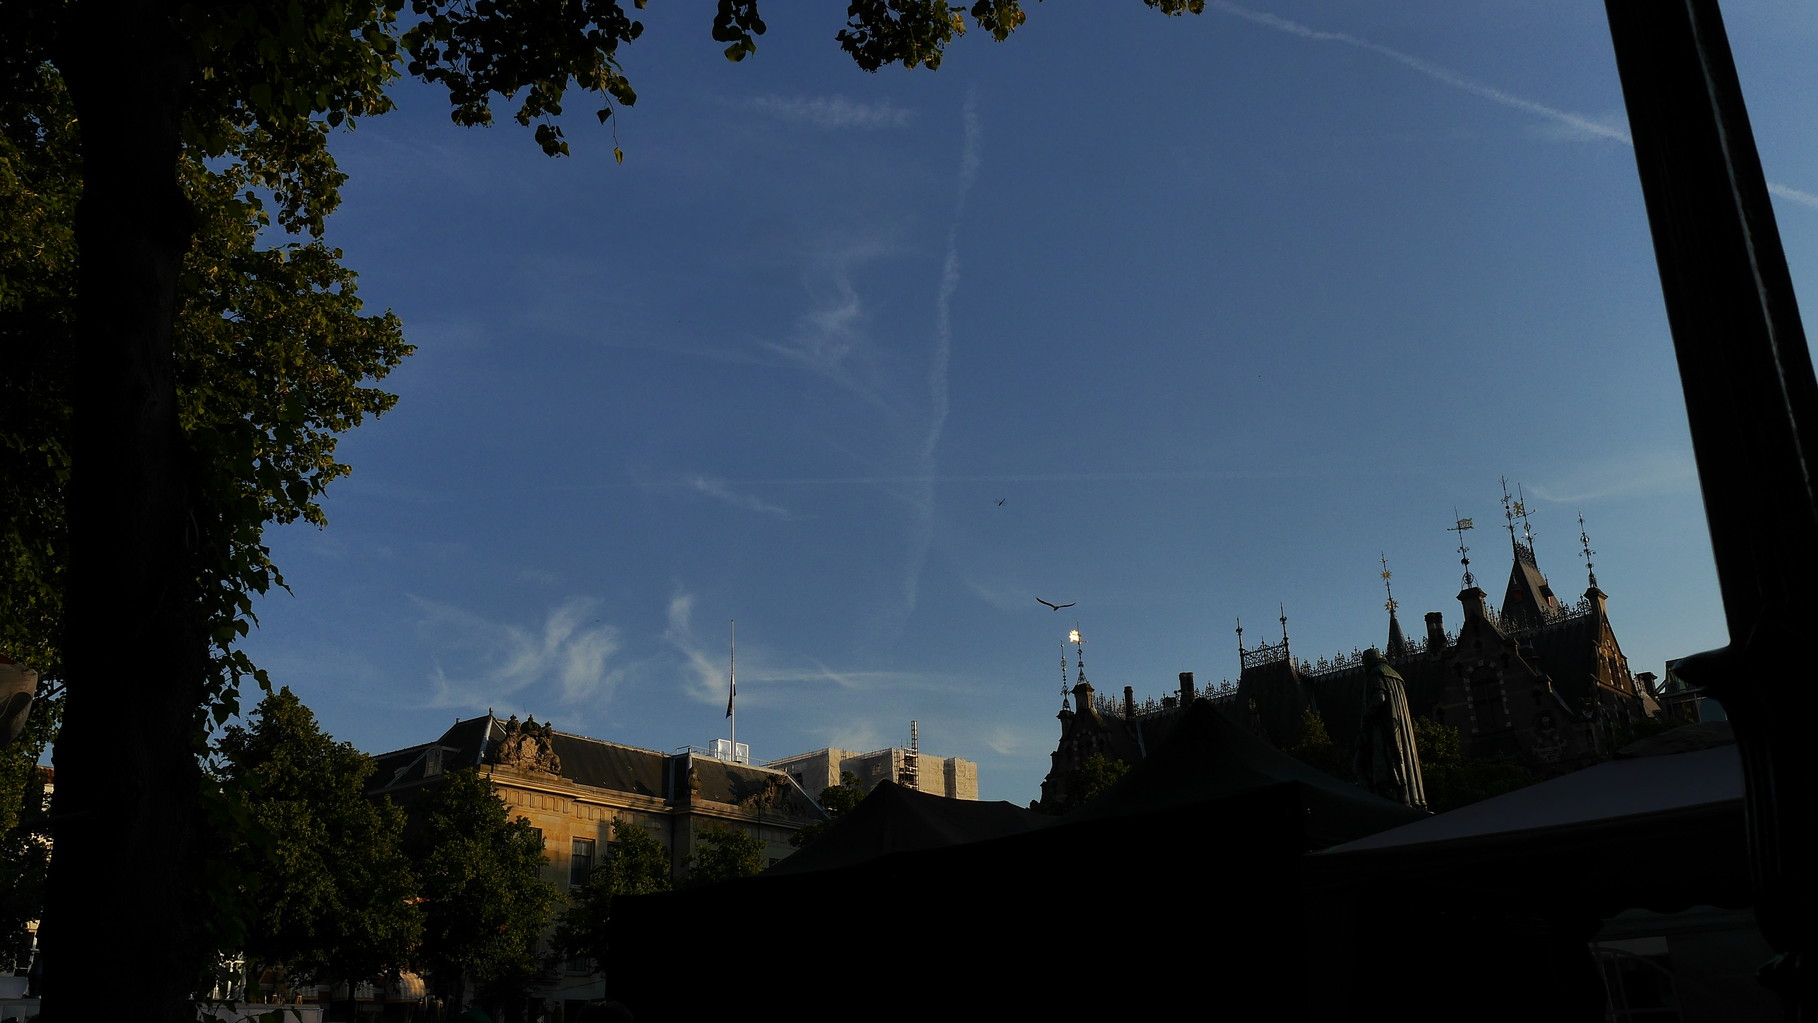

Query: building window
left=570, top=837, right=595, bottom=886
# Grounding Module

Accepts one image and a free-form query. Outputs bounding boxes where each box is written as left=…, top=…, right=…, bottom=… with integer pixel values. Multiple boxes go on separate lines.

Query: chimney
left=1637, top=671, right=1660, bottom=699
left=1179, top=672, right=1197, bottom=705
left=1459, top=585, right=1491, bottom=621
left=1425, top=611, right=1447, bottom=652
left=1123, top=685, right=1136, bottom=719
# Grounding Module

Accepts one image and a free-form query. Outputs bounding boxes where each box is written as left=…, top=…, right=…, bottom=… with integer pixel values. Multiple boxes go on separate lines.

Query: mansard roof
left=367, top=713, right=818, bottom=818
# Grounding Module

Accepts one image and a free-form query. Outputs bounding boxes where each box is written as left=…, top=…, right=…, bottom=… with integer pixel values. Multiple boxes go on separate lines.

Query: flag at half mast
left=725, top=620, right=736, bottom=719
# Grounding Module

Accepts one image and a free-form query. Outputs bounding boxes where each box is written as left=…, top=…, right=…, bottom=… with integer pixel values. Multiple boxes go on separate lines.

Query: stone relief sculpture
left=740, top=774, right=793, bottom=812
left=1352, top=648, right=1428, bottom=809
left=492, top=714, right=563, bottom=775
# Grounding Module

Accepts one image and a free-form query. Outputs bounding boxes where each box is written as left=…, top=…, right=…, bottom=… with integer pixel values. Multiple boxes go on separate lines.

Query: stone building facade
left=367, top=713, right=825, bottom=1009
left=767, top=745, right=979, bottom=801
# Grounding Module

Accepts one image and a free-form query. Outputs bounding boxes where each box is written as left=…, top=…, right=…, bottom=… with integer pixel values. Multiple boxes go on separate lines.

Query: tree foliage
left=0, top=746, right=49, bottom=975
left=1412, top=717, right=1536, bottom=814
left=0, top=760, right=49, bottom=975
left=408, top=769, right=561, bottom=1007
left=217, top=689, right=420, bottom=995
left=1041, top=754, right=1130, bottom=815
left=686, top=823, right=764, bottom=886
left=0, top=60, right=409, bottom=724
left=790, top=770, right=866, bottom=847
left=1072, top=753, right=1130, bottom=808
left=552, top=817, right=672, bottom=975
left=1287, top=708, right=1351, bottom=780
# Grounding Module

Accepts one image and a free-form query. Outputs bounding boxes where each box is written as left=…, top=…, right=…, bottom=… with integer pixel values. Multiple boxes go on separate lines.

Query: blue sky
left=238, top=2, right=1818, bottom=804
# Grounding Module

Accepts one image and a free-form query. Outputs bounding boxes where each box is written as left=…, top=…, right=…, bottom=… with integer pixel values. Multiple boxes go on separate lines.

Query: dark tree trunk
left=40, top=3, right=212, bottom=1021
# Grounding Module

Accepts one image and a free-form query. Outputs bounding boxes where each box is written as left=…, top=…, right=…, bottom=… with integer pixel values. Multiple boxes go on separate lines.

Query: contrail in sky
left=1213, top=1, right=1818, bottom=211
left=879, top=90, right=982, bottom=644
left=926, top=91, right=980, bottom=466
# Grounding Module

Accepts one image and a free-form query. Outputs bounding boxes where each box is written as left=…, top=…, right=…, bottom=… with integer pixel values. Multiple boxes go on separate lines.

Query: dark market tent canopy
left=763, top=779, right=1054, bottom=876
left=607, top=700, right=1420, bottom=1022
left=1300, top=724, right=1749, bottom=1022
left=1306, top=724, right=1747, bottom=913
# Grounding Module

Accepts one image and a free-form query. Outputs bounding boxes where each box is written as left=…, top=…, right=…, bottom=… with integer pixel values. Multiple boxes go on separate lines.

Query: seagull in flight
left=1037, top=598, right=1076, bottom=611
left=996, top=498, right=1006, bottom=506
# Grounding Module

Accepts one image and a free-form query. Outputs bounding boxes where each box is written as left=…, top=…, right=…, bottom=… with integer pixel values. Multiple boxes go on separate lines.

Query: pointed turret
left=1381, top=554, right=1408, bottom=658
left=1387, top=611, right=1408, bottom=659
left=1498, top=480, right=1561, bottom=629
left=1500, top=550, right=1562, bottom=629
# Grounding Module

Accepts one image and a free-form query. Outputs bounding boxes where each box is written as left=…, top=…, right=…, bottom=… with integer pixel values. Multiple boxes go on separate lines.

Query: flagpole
left=727, top=620, right=737, bottom=762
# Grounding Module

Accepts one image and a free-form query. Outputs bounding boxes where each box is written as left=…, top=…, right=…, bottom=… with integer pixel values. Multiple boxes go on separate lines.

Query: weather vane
left=1518, top=484, right=1536, bottom=550
left=1449, top=509, right=1475, bottom=588
left=1579, top=511, right=1598, bottom=589
left=1501, top=477, right=1537, bottom=559
left=1070, top=625, right=1088, bottom=687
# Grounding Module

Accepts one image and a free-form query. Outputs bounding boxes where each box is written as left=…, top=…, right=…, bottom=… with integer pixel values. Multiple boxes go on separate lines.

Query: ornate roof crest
left=491, top=714, right=563, bottom=776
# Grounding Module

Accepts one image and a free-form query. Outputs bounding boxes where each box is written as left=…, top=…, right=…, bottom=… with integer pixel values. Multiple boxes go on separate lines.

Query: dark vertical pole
left=1604, top=0, right=1818, bottom=1015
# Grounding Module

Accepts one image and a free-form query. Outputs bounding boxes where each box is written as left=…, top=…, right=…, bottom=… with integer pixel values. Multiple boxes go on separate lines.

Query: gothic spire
left=1382, top=553, right=1407, bottom=658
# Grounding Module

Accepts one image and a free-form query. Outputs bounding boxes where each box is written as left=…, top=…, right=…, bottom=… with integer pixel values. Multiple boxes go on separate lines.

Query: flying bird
left=1037, top=598, right=1075, bottom=611
left=996, top=498, right=1006, bottom=506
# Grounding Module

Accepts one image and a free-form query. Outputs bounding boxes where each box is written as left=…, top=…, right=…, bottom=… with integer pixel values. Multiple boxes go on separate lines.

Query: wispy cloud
left=758, top=254, right=902, bottom=419
left=964, top=579, right=1035, bottom=612
left=688, top=476, right=796, bottom=519
left=983, top=725, right=1032, bottom=758
left=822, top=721, right=882, bottom=753
left=1522, top=449, right=1700, bottom=504
left=786, top=659, right=964, bottom=694
left=415, top=596, right=621, bottom=713
left=567, top=464, right=1360, bottom=497
left=663, top=592, right=729, bottom=708
left=744, top=94, right=914, bottom=130
left=664, top=590, right=959, bottom=711
left=1211, top=2, right=1818, bottom=211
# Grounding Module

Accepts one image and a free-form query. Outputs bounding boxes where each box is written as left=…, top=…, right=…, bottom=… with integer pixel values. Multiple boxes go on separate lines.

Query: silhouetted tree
left=408, top=769, right=560, bottom=1013
left=791, top=771, right=867, bottom=846
left=1412, top=717, right=1535, bottom=813
left=687, top=824, right=765, bottom=885
left=1287, top=708, right=1351, bottom=780
left=219, top=689, right=420, bottom=1018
